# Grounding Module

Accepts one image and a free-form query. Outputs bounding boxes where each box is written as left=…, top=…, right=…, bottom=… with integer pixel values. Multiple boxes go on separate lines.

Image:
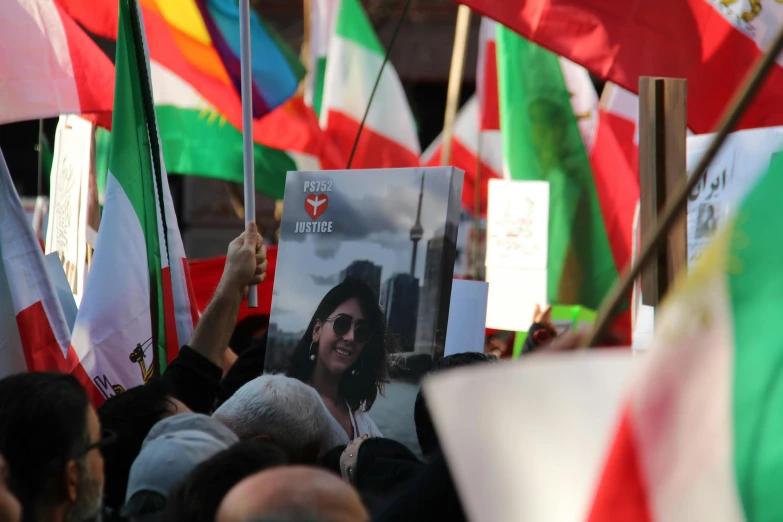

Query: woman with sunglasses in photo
left=286, top=278, right=390, bottom=443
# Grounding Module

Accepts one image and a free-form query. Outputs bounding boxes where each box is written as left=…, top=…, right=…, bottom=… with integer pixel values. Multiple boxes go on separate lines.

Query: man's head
left=123, top=414, right=238, bottom=521
left=0, top=373, right=104, bottom=522
left=165, top=439, right=288, bottom=522
left=97, top=379, right=190, bottom=510
left=213, top=375, right=332, bottom=461
left=414, top=353, right=497, bottom=458
left=216, top=466, right=368, bottom=522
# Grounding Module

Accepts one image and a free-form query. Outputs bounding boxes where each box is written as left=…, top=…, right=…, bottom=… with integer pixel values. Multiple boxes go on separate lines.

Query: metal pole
left=239, top=0, right=258, bottom=308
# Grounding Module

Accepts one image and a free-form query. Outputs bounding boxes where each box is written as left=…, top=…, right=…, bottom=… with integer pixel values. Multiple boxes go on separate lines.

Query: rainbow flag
left=58, top=0, right=305, bottom=119
left=197, top=0, right=305, bottom=118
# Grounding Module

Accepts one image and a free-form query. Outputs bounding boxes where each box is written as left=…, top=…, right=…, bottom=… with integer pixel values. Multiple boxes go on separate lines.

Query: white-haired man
left=213, top=375, right=341, bottom=462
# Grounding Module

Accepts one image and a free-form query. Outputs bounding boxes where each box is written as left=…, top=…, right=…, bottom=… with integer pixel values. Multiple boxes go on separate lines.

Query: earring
left=309, top=342, right=317, bottom=361
left=350, top=359, right=363, bottom=376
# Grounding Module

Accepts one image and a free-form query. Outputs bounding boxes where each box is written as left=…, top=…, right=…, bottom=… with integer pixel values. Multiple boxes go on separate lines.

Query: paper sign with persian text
left=686, top=126, right=783, bottom=267
left=486, top=179, right=549, bottom=269
left=46, top=115, right=101, bottom=304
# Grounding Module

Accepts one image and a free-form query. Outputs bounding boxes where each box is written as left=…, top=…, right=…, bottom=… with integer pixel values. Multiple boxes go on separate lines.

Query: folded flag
left=0, top=147, right=102, bottom=402
left=1, top=0, right=114, bottom=125
left=455, top=0, right=783, bottom=133
left=71, top=0, right=198, bottom=403
left=307, top=0, right=421, bottom=168
left=588, top=144, right=783, bottom=521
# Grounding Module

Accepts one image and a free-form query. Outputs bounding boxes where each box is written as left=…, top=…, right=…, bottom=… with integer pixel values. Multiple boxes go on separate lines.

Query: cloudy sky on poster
left=270, top=168, right=460, bottom=333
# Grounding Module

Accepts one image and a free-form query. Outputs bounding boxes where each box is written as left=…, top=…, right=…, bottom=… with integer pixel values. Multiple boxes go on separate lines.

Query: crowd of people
left=0, top=223, right=563, bottom=522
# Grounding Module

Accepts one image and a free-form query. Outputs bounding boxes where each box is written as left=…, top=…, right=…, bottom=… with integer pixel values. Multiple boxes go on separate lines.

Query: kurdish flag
left=588, top=155, right=782, bottom=521
left=94, top=62, right=321, bottom=201
left=496, top=27, right=615, bottom=311
left=308, top=0, right=420, bottom=168
left=71, top=0, right=198, bottom=403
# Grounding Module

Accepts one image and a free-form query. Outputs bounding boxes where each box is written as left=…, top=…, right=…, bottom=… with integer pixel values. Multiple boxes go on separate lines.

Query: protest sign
left=486, top=179, right=549, bottom=269
left=444, top=280, right=489, bottom=357
left=686, top=126, right=783, bottom=267
left=45, top=115, right=100, bottom=303
left=266, top=167, right=464, bottom=371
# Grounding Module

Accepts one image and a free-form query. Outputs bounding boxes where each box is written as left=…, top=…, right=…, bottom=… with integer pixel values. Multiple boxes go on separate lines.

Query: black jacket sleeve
left=162, top=346, right=223, bottom=414
left=215, top=333, right=268, bottom=409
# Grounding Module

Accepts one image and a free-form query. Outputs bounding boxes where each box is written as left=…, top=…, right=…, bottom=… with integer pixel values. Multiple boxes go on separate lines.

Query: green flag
left=496, top=28, right=617, bottom=310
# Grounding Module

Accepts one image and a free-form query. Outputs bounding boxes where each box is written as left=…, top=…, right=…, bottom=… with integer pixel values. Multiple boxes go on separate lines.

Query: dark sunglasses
left=325, top=314, right=373, bottom=344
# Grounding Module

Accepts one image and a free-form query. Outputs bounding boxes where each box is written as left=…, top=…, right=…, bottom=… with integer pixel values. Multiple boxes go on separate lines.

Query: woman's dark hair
left=0, top=373, right=91, bottom=522
left=98, top=378, right=177, bottom=510
left=286, top=278, right=391, bottom=412
left=165, top=439, right=287, bottom=522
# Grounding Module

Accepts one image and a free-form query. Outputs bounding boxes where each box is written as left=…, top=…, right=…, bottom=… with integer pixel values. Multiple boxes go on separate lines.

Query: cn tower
left=409, top=174, right=425, bottom=276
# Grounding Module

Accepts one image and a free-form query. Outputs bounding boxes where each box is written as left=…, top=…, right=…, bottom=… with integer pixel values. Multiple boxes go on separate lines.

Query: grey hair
left=213, top=375, right=333, bottom=452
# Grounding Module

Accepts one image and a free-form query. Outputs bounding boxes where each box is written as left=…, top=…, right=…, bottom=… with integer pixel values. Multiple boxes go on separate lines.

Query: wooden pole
left=440, top=5, right=471, bottom=165
left=587, top=22, right=783, bottom=346
left=638, top=77, right=687, bottom=307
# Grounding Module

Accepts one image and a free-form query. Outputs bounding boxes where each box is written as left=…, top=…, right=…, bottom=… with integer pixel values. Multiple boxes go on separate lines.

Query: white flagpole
left=239, top=0, right=258, bottom=308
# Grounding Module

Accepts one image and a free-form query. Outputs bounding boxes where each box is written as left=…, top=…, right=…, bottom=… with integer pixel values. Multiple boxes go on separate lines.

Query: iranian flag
left=455, top=0, right=783, bottom=133
left=421, top=96, right=502, bottom=215
left=0, top=148, right=102, bottom=402
left=2, top=0, right=114, bottom=125
left=497, top=26, right=616, bottom=312
left=307, top=0, right=420, bottom=168
left=71, top=0, right=198, bottom=403
left=588, top=150, right=782, bottom=521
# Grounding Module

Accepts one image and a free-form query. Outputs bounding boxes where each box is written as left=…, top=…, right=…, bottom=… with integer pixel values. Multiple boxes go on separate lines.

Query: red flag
left=455, top=0, right=783, bottom=133
left=1, top=0, right=114, bottom=125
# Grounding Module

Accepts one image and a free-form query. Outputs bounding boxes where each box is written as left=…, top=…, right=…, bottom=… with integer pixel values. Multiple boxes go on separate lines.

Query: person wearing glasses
left=0, top=373, right=116, bottom=522
left=287, top=278, right=390, bottom=443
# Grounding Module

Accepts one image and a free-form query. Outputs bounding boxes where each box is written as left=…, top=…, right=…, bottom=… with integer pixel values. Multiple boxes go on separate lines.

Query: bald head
left=217, top=466, right=368, bottom=522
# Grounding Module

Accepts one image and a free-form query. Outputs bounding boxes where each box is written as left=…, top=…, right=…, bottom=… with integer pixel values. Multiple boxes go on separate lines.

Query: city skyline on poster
left=266, top=167, right=463, bottom=371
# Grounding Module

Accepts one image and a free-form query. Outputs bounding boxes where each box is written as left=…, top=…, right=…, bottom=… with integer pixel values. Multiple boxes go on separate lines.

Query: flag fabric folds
left=1, top=0, right=114, bottom=125
left=307, top=0, right=421, bottom=169
left=421, top=96, right=502, bottom=215
left=496, top=27, right=616, bottom=312
left=0, top=147, right=102, bottom=403
left=71, top=0, right=198, bottom=404
left=454, top=0, right=783, bottom=134
left=588, top=148, right=782, bottom=522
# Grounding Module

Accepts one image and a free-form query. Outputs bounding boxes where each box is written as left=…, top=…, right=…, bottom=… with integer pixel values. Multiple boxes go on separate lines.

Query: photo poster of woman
left=265, top=167, right=464, bottom=375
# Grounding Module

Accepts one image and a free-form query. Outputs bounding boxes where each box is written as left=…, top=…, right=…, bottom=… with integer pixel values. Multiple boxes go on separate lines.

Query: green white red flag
left=307, top=0, right=421, bottom=168
left=0, top=147, right=102, bottom=403
left=589, top=144, right=783, bottom=522
left=71, top=0, right=198, bottom=403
